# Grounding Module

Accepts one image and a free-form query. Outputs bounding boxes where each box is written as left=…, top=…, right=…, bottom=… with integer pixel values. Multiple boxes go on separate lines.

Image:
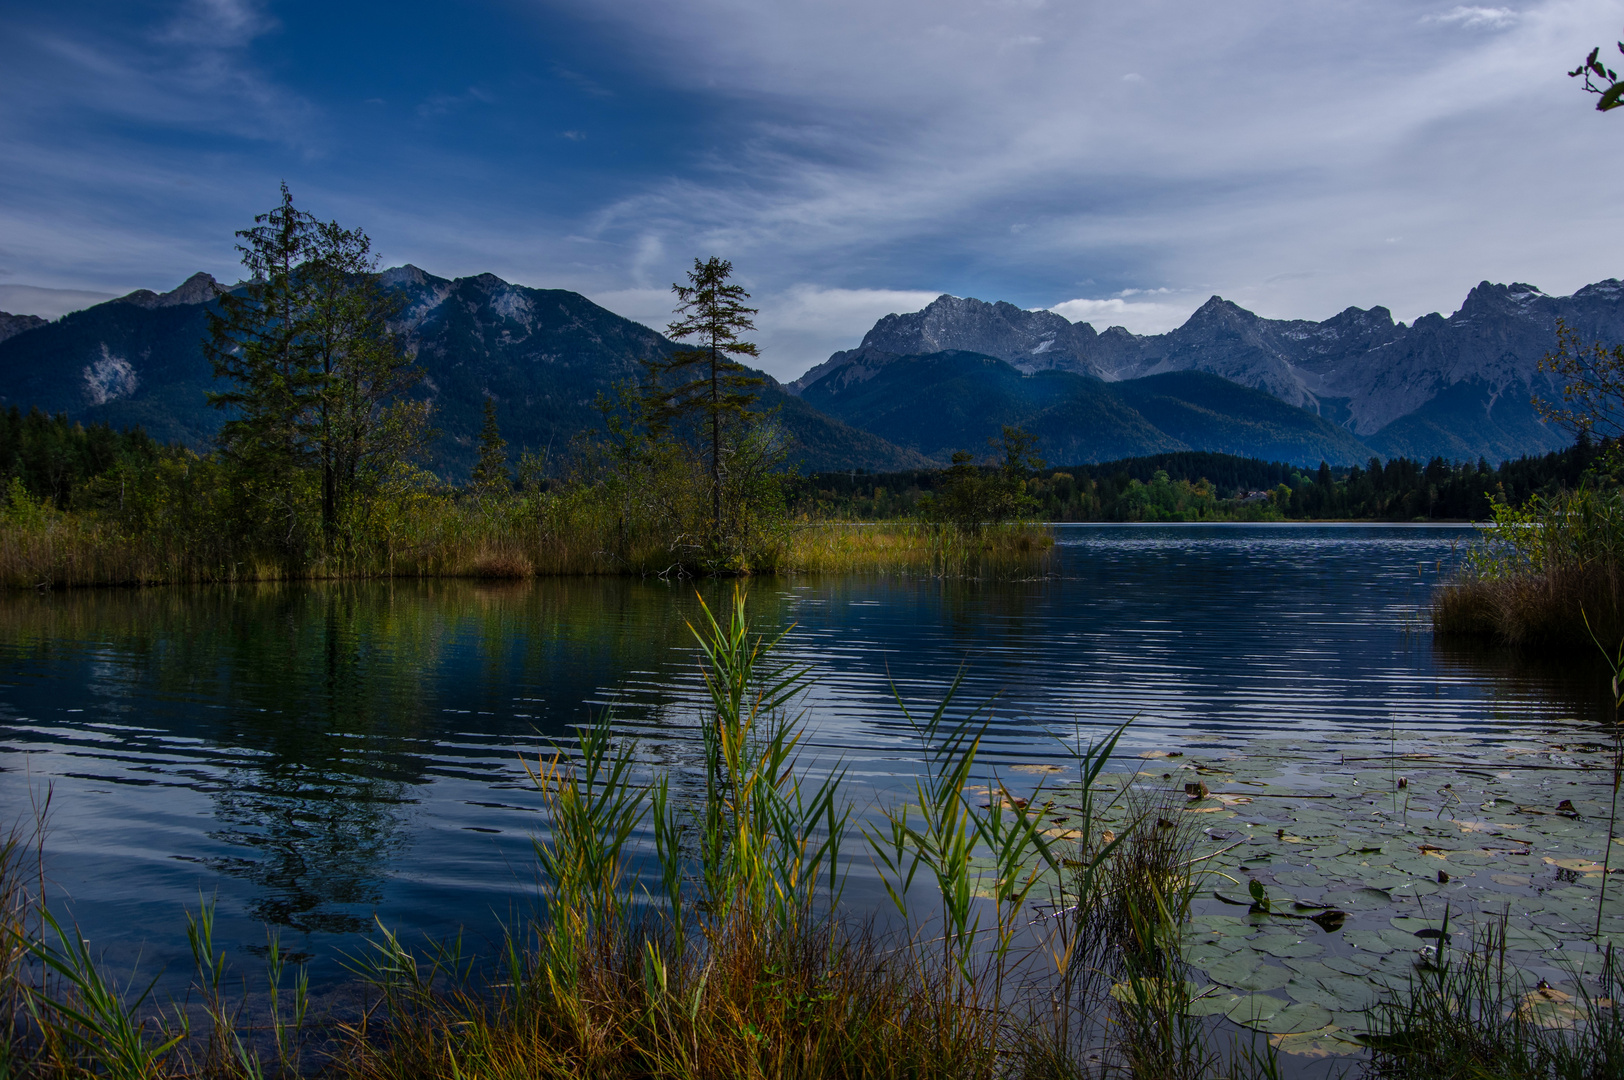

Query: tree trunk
left=710, top=338, right=721, bottom=534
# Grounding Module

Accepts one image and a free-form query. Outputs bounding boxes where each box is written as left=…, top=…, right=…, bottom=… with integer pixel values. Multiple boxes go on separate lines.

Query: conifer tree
left=470, top=397, right=509, bottom=493
left=643, top=257, right=764, bottom=532
left=205, top=184, right=428, bottom=557
left=205, top=183, right=320, bottom=549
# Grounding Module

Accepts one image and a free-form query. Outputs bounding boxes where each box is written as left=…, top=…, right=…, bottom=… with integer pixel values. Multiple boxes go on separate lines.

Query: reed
left=1433, top=485, right=1624, bottom=650
left=782, top=521, right=1052, bottom=577
left=0, top=485, right=1053, bottom=589
left=1363, top=913, right=1624, bottom=1080
left=3, top=590, right=1334, bottom=1080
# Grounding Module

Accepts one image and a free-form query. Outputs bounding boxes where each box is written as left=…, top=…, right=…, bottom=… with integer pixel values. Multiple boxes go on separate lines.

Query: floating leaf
left=1229, top=963, right=1294, bottom=993
left=1249, top=934, right=1325, bottom=959
left=1225, top=993, right=1286, bottom=1025
left=1200, top=951, right=1262, bottom=987
left=1270, top=1025, right=1365, bottom=1058
left=1185, top=991, right=1242, bottom=1017
left=1515, top=986, right=1585, bottom=1028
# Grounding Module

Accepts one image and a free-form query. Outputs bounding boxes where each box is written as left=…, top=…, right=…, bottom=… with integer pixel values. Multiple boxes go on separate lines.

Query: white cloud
left=593, top=283, right=945, bottom=380
left=0, top=284, right=116, bottom=319
left=1428, top=6, right=1520, bottom=30
left=1047, top=296, right=1199, bottom=336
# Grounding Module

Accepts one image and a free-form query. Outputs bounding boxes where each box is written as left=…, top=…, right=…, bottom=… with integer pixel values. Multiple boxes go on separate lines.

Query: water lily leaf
left=1229, top=963, right=1293, bottom=992
left=1515, top=986, right=1585, bottom=1028
left=1323, top=955, right=1374, bottom=976
left=1225, top=993, right=1287, bottom=1025
left=1270, top=1025, right=1365, bottom=1058
left=1244, top=998, right=1332, bottom=1034
left=1185, top=991, right=1242, bottom=1017
left=1308, top=909, right=1348, bottom=933
left=1200, top=951, right=1262, bottom=986
left=1322, top=887, right=1392, bottom=910
left=1341, top=930, right=1395, bottom=955
left=1185, top=942, right=1244, bottom=967
left=1388, top=916, right=1446, bottom=935
left=1249, top=934, right=1324, bottom=959
left=1378, top=928, right=1424, bottom=951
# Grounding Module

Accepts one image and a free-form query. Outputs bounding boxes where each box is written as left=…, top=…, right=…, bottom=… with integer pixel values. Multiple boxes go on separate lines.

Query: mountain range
left=791, top=279, right=1619, bottom=464
left=0, top=268, right=1603, bottom=477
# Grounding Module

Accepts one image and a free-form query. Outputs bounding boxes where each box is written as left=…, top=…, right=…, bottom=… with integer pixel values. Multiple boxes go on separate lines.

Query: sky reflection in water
left=0, top=524, right=1602, bottom=987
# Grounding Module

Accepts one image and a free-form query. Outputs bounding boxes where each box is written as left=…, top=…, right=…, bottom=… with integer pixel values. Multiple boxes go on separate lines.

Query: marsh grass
left=1433, top=486, right=1624, bottom=650
left=1363, top=914, right=1624, bottom=1080
left=0, top=480, right=1051, bottom=588
left=12, top=589, right=1609, bottom=1079
left=782, top=522, right=1053, bottom=578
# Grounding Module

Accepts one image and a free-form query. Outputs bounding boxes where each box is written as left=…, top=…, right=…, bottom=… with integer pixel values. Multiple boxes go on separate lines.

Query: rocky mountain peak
left=114, top=272, right=220, bottom=310
left=0, top=312, right=48, bottom=346
left=854, top=292, right=1103, bottom=377
left=1455, top=279, right=1549, bottom=321
left=380, top=264, right=438, bottom=288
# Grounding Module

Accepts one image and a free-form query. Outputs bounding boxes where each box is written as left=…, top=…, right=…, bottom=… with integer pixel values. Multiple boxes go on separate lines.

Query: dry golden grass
left=782, top=521, right=1053, bottom=577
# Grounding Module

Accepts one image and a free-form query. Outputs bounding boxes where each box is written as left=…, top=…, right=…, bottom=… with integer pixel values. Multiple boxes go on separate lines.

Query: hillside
left=800, top=350, right=1375, bottom=465
left=0, top=268, right=931, bottom=477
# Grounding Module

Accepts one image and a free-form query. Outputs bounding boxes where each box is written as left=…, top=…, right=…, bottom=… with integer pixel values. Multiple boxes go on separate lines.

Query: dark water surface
left=0, top=524, right=1603, bottom=987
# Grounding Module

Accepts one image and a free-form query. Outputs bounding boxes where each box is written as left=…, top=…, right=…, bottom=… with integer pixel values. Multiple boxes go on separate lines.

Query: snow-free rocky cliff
left=791, top=281, right=1624, bottom=462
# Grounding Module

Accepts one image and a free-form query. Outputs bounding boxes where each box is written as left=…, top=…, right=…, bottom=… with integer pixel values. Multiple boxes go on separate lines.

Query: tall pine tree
left=642, top=257, right=763, bottom=532
left=205, top=184, right=428, bottom=558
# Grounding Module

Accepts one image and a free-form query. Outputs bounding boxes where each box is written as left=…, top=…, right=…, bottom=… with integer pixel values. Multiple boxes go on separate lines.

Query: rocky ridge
left=791, top=280, right=1624, bottom=461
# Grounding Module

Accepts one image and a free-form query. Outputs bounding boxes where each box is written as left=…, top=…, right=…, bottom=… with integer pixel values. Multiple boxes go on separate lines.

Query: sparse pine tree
left=470, top=397, right=508, bottom=493
left=643, top=257, right=764, bottom=535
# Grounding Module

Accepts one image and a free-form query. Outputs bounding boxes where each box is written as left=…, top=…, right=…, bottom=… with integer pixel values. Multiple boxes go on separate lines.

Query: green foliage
left=1541, top=319, right=1624, bottom=447
left=925, top=425, right=1045, bottom=534
left=205, top=184, right=430, bottom=563
left=0, top=407, right=158, bottom=510
left=1436, top=482, right=1624, bottom=649
left=469, top=398, right=509, bottom=494
left=642, top=257, right=767, bottom=536
left=1572, top=35, right=1624, bottom=111
left=792, top=442, right=1608, bottom=523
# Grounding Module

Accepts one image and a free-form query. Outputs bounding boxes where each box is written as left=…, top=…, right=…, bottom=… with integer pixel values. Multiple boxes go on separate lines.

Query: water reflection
left=0, top=524, right=1606, bottom=983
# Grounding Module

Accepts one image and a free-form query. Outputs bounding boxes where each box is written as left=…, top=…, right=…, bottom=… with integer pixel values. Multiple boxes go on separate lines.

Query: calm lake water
left=0, top=524, right=1604, bottom=988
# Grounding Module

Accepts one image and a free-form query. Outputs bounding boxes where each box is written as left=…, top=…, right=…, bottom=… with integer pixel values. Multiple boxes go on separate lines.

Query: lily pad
left=1185, top=991, right=1242, bottom=1017
left=1225, top=993, right=1287, bottom=1025
left=1229, top=963, right=1294, bottom=992
left=1200, top=951, right=1262, bottom=986
left=1249, top=933, right=1324, bottom=959
left=1241, top=998, right=1333, bottom=1034
left=1270, top=1025, right=1366, bottom=1058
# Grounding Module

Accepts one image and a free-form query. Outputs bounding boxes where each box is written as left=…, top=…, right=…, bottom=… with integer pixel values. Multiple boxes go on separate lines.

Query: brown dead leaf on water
left=1269, top=1026, right=1365, bottom=1058
left=1516, top=986, right=1585, bottom=1028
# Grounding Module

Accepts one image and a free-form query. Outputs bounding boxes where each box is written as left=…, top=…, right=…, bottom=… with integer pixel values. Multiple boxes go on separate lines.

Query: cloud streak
left=3, top=0, right=1623, bottom=379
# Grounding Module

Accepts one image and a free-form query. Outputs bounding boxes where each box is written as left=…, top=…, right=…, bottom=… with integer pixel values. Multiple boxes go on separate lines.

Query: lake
left=0, top=523, right=1603, bottom=990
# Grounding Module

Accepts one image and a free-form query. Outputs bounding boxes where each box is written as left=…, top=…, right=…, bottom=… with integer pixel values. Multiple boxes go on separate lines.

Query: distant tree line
left=786, top=439, right=1608, bottom=523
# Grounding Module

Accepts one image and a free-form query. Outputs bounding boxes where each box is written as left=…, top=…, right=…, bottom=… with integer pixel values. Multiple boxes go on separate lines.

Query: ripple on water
left=0, top=523, right=1604, bottom=989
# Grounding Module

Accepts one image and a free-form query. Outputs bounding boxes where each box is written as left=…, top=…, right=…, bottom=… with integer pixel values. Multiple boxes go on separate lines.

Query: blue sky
left=3, top=0, right=1624, bottom=380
